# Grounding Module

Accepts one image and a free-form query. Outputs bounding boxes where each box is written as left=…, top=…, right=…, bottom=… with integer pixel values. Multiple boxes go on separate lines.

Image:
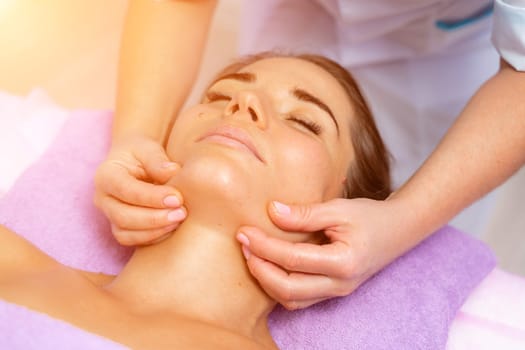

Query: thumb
left=268, top=200, right=343, bottom=233
left=137, top=141, right=180, bottom=183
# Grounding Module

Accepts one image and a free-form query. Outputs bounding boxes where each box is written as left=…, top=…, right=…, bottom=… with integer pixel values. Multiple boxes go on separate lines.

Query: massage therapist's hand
left=94, top=135, right=186, bottom=246
left=237, top=197, right=413, bottom=310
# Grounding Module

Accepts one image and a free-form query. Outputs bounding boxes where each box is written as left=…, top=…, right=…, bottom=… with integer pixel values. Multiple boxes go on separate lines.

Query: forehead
left=236, top=57, right=354, bottom=121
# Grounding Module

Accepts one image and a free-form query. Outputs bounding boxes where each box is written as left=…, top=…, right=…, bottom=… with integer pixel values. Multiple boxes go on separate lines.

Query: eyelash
left=205, top=92, right=230, bottom=102
left=205, top=91, right=322, bottom=135
left=287, top=116, right=322, bottom=135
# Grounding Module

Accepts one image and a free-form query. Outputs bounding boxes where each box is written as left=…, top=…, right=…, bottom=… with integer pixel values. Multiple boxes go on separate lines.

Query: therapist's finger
left=95, top=195, right=187, bottom=231
left=111, top=223, right=180, bottom=246
left=132, top=141, right=180, bottom=184
left=244, top=253, right=354, bottom=310
left=283, top=296, right=331, bottom=311
left=268, top=199, right=350, bottom=233
left=238, top=228, right=353, bottom=278
left=96, top=165, right=183, bottom=209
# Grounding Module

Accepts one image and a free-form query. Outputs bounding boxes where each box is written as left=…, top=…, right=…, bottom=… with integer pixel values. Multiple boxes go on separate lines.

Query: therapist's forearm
left=113, top=0, right=217, bottom=144
left=391, top=60, right=525, bottom=239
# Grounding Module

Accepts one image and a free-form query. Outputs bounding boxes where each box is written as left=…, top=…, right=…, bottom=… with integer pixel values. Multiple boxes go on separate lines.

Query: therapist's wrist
left=111, top=110, right=171, bottom=146
left=384, top=190, right=439, bottom=245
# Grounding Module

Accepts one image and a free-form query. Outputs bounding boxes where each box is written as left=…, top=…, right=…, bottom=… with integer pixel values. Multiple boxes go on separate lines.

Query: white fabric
left=239, top=0, right=496, bottom=66
left=447, top=268, right=525, bottom=349
left=238, top=0, right=500, bottom=236
left=492, top=0, right=525, bottom=71
left=0, top=89, right=68, bottom=197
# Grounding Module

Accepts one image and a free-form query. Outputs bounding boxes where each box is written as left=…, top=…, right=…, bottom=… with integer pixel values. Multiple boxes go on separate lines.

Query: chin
left=167, top=151, right=270, bottom=224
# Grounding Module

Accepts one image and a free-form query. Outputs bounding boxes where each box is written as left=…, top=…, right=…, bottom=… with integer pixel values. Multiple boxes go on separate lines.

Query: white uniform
left=238, top=0, right=524, bottom=236
left=492, top=0, right=525, bottom=71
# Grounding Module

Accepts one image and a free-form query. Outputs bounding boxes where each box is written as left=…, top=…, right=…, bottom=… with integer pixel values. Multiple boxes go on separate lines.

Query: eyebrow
left=211, top=72, right=256, bottom=85
left=292, top=88, right=340, bottom=135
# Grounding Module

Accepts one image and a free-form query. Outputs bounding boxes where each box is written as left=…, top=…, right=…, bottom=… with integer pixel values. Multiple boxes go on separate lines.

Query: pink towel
left=0, top=111, right=496, bottom=349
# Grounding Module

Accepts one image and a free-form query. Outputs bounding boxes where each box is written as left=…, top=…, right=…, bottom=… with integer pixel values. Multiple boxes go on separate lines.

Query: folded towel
left=0, top=110, right=132, bottom=275
left=0, top=111, right=496, bottom=349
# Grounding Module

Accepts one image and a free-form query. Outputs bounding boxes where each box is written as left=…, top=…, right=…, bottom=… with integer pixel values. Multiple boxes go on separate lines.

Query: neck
left=105, top=213, right=276, bottom=340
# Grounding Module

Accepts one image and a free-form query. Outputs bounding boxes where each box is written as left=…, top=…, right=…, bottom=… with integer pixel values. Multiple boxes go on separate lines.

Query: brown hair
left=205, top=52, right=391, bottom=200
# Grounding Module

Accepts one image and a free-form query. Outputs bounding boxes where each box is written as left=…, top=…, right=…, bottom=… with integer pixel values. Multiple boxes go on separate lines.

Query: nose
left=224, top=90, right=268, bottom=129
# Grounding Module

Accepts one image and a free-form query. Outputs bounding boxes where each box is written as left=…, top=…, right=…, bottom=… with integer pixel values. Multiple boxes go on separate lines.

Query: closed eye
left=205, top=91, right=231, bottom=103
left=287, top=116, right=322, bottom=135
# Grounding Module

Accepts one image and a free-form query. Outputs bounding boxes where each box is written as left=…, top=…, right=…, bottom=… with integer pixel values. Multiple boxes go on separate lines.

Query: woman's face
left=166, top=57, right=354, bottom=231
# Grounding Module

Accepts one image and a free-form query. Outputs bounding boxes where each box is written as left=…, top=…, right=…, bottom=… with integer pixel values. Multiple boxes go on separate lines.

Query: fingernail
left=241, top=245, right=251, bottom=260
left=163, top=195, right=180, bottom=207
left=236, top=233, right=250, bottom=246
left=167, top=208, right=185, bottom=222
left=272, top=201, right=291, bottom=215
left=162, top=162, right=178, bottom=169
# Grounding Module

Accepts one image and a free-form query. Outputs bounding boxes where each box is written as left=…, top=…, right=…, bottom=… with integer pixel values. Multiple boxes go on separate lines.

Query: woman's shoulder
left=0, top=225, right=63, bottom=283
left=0, top=225, right=119, bottom=340
left=0, top=225, right=115, bottom=285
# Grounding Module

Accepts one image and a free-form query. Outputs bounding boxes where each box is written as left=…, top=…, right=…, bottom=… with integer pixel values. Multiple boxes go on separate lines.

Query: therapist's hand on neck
left=93, top=135, right=187, bottom=246
left=236, top=196, right=421, bottom=310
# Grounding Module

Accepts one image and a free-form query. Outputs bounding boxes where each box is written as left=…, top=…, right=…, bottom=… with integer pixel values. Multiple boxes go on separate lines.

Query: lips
left=197, top=125, right=265, bottom=163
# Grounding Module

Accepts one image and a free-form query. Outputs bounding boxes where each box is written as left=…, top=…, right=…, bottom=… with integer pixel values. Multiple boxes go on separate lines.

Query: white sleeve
left=491, top=0, right=525, bottom=71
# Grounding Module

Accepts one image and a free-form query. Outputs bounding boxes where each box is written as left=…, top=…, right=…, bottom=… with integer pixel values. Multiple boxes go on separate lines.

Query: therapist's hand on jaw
left=92, top=0, right=216, bottom=246
left=93, top=135, right=187, bottom=246
left=237, top=197, right=410, bottom=310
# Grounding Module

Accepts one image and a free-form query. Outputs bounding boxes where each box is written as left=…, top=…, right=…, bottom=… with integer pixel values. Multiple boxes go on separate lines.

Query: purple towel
left=0, top=111, right=496, bottom=349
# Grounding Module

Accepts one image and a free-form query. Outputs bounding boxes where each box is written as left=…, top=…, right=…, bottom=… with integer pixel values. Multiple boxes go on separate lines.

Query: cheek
left=272, top=138, right=336, bottom=203
left=166, top=107, right=208, bottom=162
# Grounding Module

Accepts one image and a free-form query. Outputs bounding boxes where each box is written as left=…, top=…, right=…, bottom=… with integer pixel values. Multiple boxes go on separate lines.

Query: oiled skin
left=0, top=225, right=275, bottom=350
